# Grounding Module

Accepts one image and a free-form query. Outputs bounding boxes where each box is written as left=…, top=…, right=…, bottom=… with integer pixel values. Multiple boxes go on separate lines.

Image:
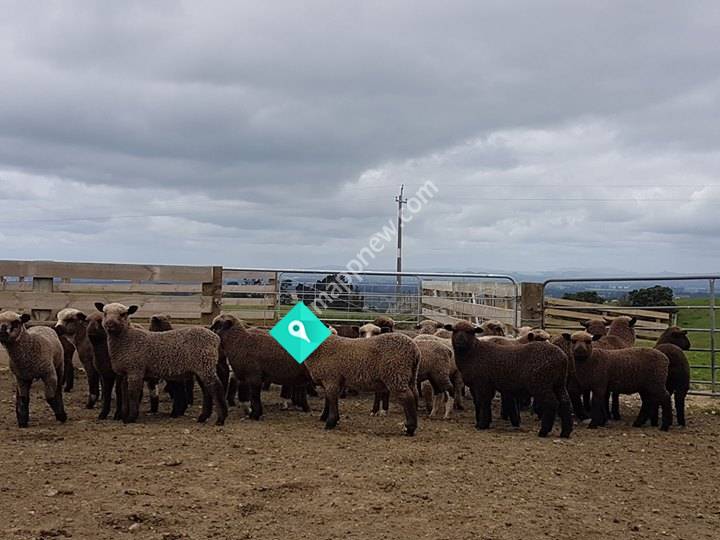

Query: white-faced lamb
left=569, top=331, right=672, bottom=430
left=0, top=311, right=67, bottom=427
left=95, top=303, right=227, bottom=425
left=444, top=321, right=572, bottom=438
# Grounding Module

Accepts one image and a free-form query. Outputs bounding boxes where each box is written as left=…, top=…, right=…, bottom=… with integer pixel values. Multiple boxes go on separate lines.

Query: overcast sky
left=0, top=1, right=718, bottom=275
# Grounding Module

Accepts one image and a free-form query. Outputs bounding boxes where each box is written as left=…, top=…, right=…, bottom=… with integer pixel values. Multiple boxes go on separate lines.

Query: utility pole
left=395, top=184, right=407, bottom=296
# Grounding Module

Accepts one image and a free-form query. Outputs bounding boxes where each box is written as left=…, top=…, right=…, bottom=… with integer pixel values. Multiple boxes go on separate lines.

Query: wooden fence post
left=31, top=275, right=54, bottom=321
left=202, top=266, right=223, bottom=325
left=520, top=282, right=544, bottom=328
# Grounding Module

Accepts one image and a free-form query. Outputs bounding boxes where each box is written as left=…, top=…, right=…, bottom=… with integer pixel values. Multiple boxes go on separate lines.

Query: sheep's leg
left=84, top=362, right=100, bottom=410
left=557, top=385, right=573, bottom=439
left=610, top=392, right=621, bottom=421
left=185, top=377, right=195, bottom=407
left=307, top=384, right=318, bottom=397
left=15, top=378, right=31, bottom=428
left=168, top=381, right=188, bottom=418
left=196, top=378, right=213, bottom=423
left=236, top=379, right=250, bottom=414
left=474, top=384, right=493, bottom=430
left=113, top=375, right=124, bottom=421
left=226, top=373, right=237, bottom=406
left=567, top=377, right=587, bottom=421
left=124, top=374, right=144, bottom=424
left=452, top=371, right=464, bottom=410
left=396, top=387, right=418, bottom=436
left=146, top=379, right=159, bottom=414
left=537, top=392, right=558, bottom=438
left=292, top=386, right=310, bottom=412
left=119, top=375, right=129, bottom=421
left=42, top=370, right=67, bottom=423
left=649, top=401, right=660, bottom=427
left=633, top=393, right=651, bottom=427
left=248, top=382, right=263, bottom=420
left=658, top=390, right=672, bottom=431
left=280, top=385, right=292, bottom=410
left=588, top=388, right=607, bottom=429
left=675, top=390, right=687, bottom=426
left=582, top=391, right=591, bottom=411
left=63, top=355, right=74, bottom=392
left=200, top=373, right=227, bottom=426
left=98, top=374, right=115, bottom=420
left=371, top=391, right=389, bottom=416
left=215, top=356, right=229, bottom=397
left=320, top=396, right=329, bottom=422
left=323, top=385, right=341, bottom=430
left=501, top=393, right=520, bottom=427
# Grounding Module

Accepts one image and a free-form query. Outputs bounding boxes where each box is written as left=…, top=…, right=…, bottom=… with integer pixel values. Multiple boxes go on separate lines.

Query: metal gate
left=221, top=267, right=520, bottom=329
left=541, top=275, right=718, bottom=396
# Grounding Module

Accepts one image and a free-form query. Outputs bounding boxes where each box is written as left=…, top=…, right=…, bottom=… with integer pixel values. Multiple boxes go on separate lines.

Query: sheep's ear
left=527, top=331, right=535, bottom=341
left=415, top=323, right=422, bottom=329
left=380, top=327, right=392, bottom=334
left=443, top=324, right=454, bottom=331
left=76, top=312, right=86, bottom=321
left=592, top=334, right=602, bottom=341
left=20, top=313, right=31, bottom=324
left=95, top=302, right=105, bottom=313
left=628, top=317, right=637, bottom=327
left=581, top=320, right=590, bottom=328
left=127, top=305, right=139, bottom=316
left=561, top=332, right=571, bottom=341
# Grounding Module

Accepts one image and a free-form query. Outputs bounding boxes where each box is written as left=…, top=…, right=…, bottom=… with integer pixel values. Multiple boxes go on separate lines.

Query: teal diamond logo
left=270, top=303, right=331, bottom=364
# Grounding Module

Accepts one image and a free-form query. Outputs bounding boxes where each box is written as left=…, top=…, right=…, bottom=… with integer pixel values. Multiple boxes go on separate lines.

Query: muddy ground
left=1, top=354, right=719, bottom=540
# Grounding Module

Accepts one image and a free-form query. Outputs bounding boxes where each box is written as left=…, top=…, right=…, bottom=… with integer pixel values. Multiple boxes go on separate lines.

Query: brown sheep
left=209, top=314, right=312, bottom=419
left=0, top=311, right=67, bottom=427
left=304, top=333, right=421, bottom=435
left=569, top=331, right=672, bottom=430
left=55, top=308, right=101, bottom=409
left=655, top=326, right=691, bottom=426
left=444, top=321, right=572, bottom=438
left=96, top=303, right=227, bottom=425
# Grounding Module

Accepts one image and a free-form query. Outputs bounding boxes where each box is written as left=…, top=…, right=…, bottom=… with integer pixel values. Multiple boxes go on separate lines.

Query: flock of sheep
left=0, top=302, right=691, bottom=438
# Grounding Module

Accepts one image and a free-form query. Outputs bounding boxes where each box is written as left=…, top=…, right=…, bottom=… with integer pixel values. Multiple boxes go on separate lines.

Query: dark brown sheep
left=569, top=331, right=672, bottom=430
left=55, top=308, right=101, bottom=409
left=209, top=314, right=312, bottom=420
left=444, top=321, right=572, bottom=438
left=655, top=326, right=691, bottom=426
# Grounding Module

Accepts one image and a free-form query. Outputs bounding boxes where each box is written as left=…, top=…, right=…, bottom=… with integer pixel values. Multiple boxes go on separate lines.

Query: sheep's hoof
left=475, top=423, right=489, bottom=431
left=538, top=430, right=550, bottom=438
left=56, top=412, right=68, bottom=423
left=324, top=421, right=338, bottom=430
left=403, top=426, right=416, bottom=436
left=214, top=418, right=226, bottom=426
left=197, top=414, right=209, bottom=423
left=377, top=409, right=387, bottom=417
left=587, top=423, right=599, bottom=429
left=660, top=424, right=670, bottom=432
left=18, top=422, right=28, bottom=429
left=98, top=412, right=109, bottom=420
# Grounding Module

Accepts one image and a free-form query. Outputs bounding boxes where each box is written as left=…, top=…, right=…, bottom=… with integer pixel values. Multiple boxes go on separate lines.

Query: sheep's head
left=525, top=328, right=551, bottom=342
left=149, top=313, right=173, bottom=332
left=415, top=320, right=443, bottom=334
left=327, top=325, right=338, bottom=335
left=550, top=333, right=573, bottom=358
left=358, top=323, right=382, bottom=338
left=570, top=331, right=600, bottom=361
left=55, top=308, right=87, bottom=337
left=0, top=311, right=31, bottom=344
left=479, top=320, right=506, bottom=336
left=372, top=316, right=395, bottom=332
left=659, top=326, right=691, bottom=350
left=85, top=312, right=106, bottom=340
left=95, top=302, right=137, bottom=336
left=580, top=318, right=609, bottom=338
left=444, top=320, right=483, bottom=351
left=209, top=313, right=244, bottom=334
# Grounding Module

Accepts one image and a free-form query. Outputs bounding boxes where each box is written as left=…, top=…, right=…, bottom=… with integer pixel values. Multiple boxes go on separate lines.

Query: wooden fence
left=543, top=297, right=674, bottom=340
left=0, top=260, right=278, bottom=325
left=421, top=280, right=517, bottom=327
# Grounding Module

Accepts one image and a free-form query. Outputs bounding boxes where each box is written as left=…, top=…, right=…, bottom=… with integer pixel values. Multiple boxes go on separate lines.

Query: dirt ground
left=1, top=353, right=720, bottom=540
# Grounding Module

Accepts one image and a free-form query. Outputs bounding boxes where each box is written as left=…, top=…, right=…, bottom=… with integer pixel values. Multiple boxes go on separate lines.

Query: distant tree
left=563, top=291, right=605, bottom=304
left=626, top=285, right=675, bottom=307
